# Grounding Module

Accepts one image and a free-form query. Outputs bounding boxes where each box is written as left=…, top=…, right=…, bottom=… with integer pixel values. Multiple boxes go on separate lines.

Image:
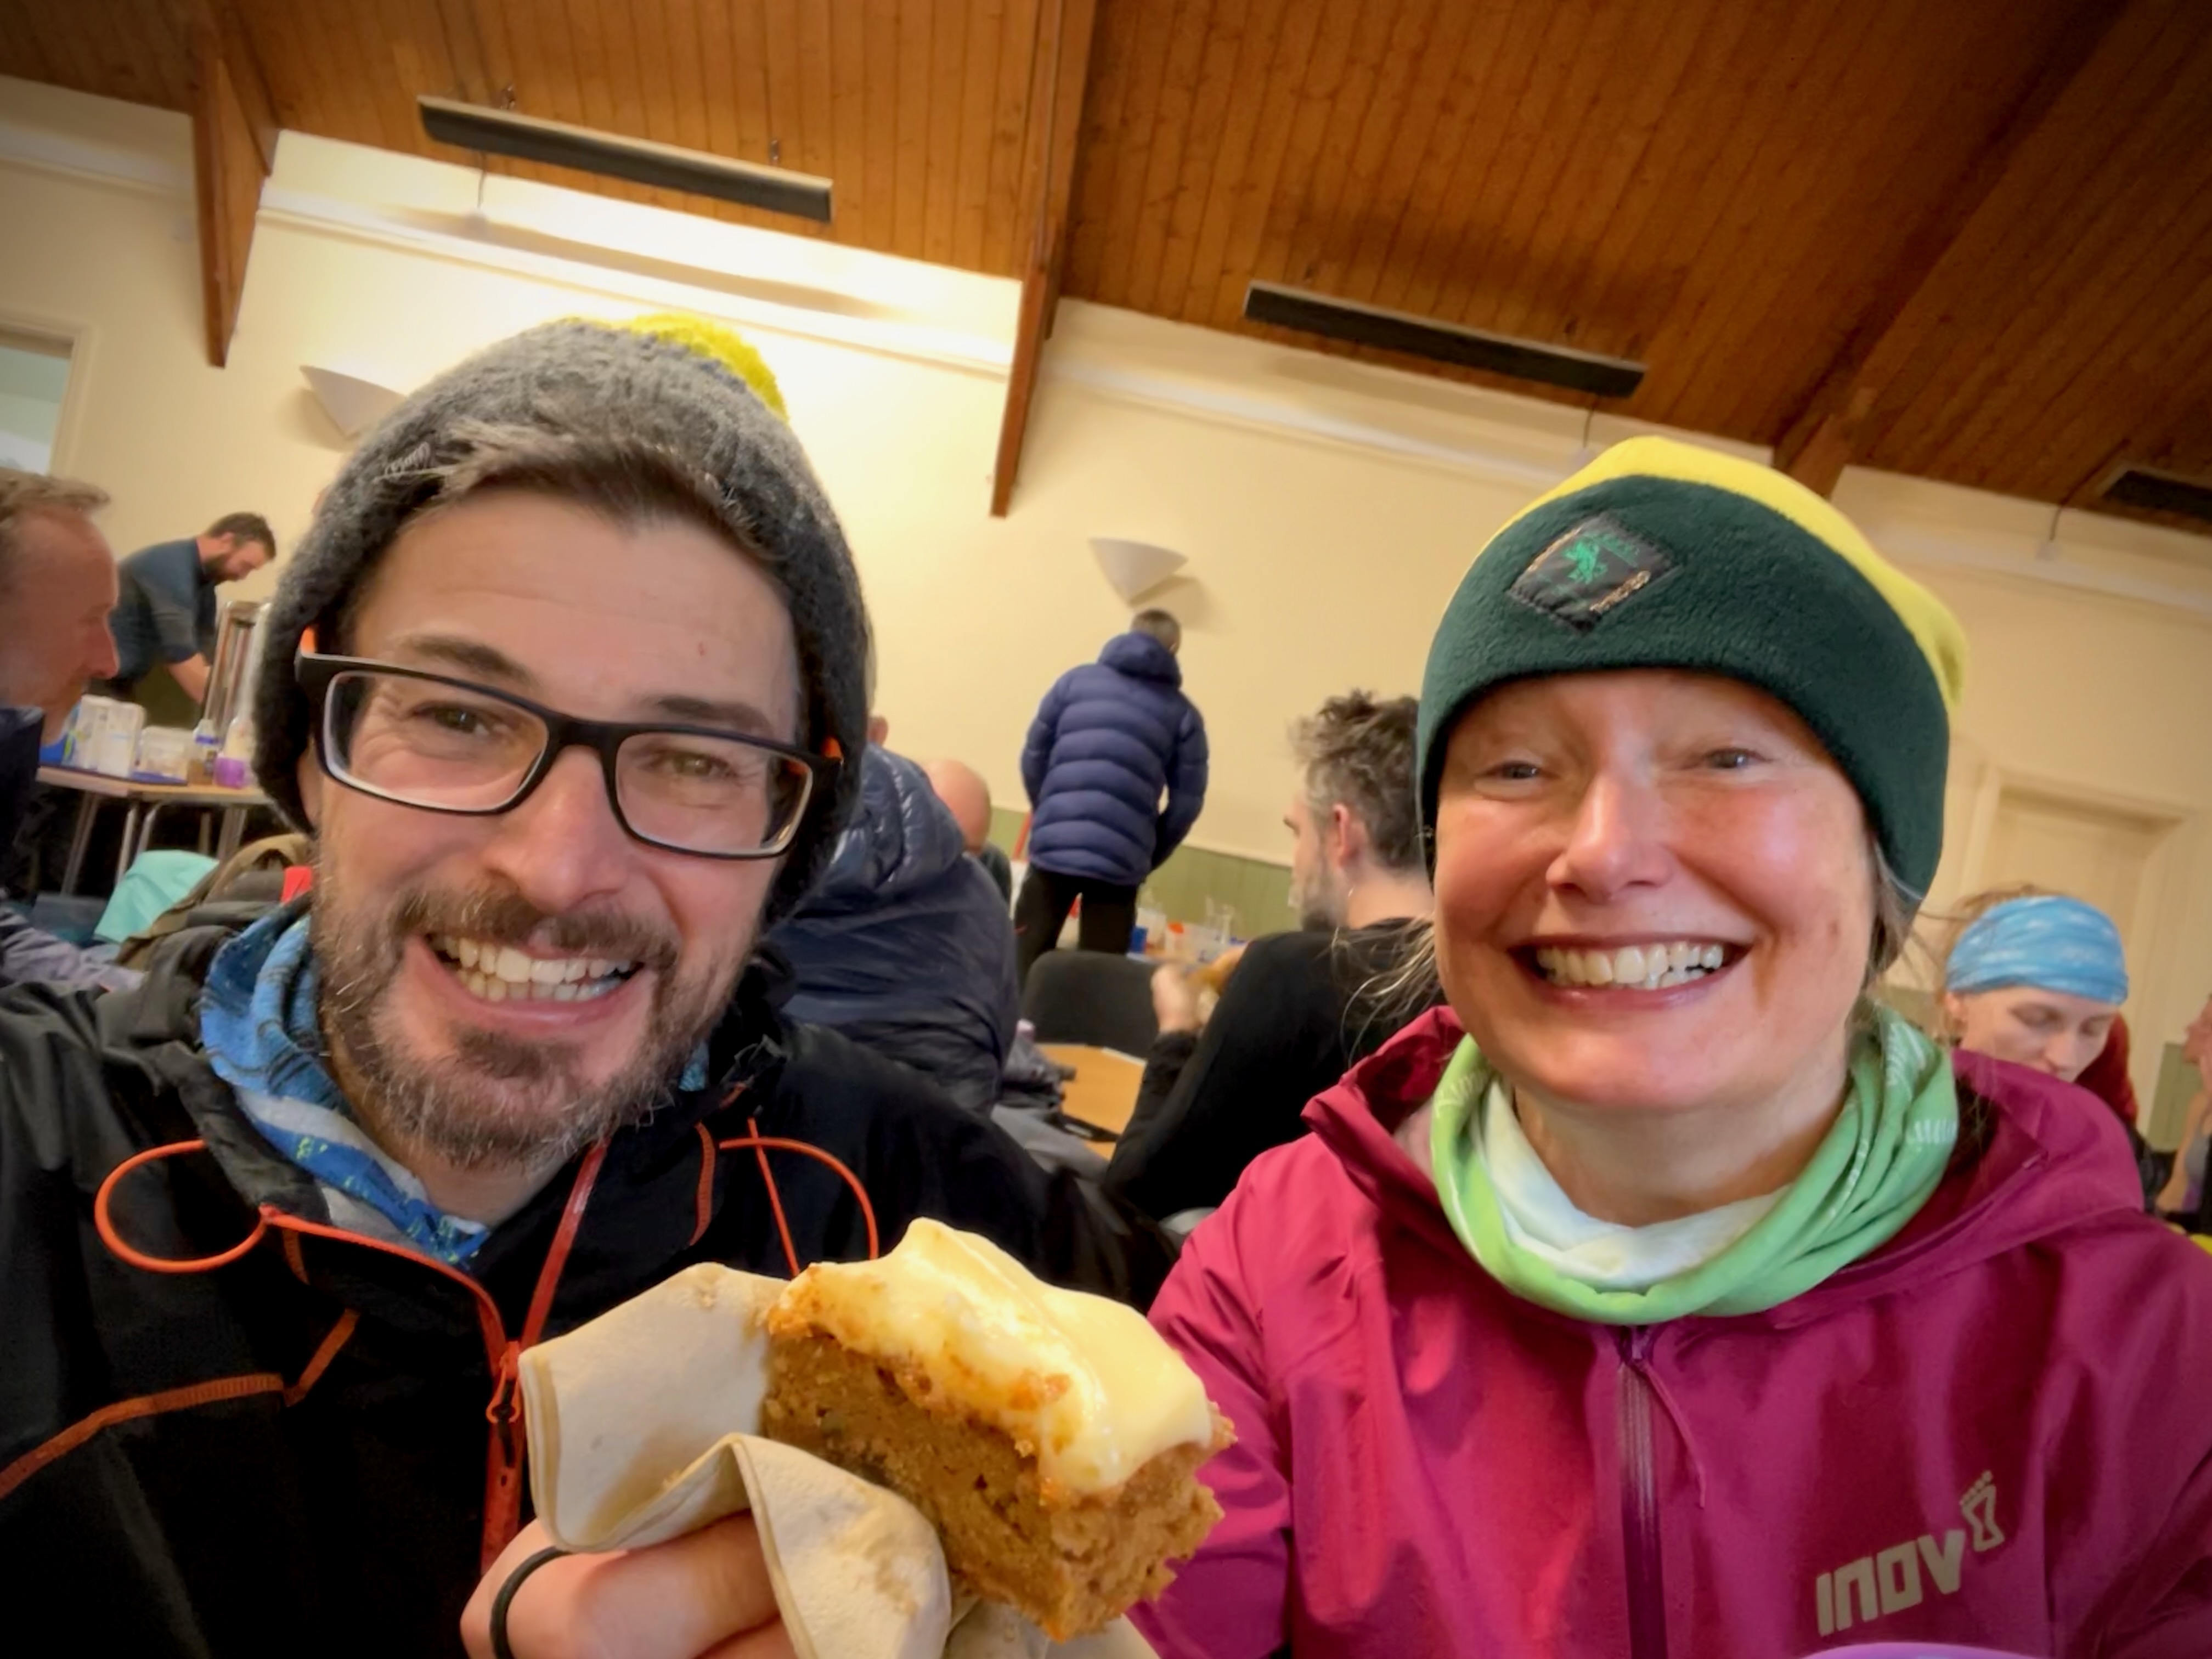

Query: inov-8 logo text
left=1814, top=1472, right=2006, bottom=1638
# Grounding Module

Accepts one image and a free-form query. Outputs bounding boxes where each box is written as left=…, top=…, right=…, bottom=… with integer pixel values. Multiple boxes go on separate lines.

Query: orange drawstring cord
left=719, top=1124, right=881, bottom=1270
left=95, top=1132, right=609, bottom=1570
left=707, top=1084, right=881, bottom=1273
left=93, top=1101, right=877, bottom=1548
left=95, top=1140, right=269, bottom=1272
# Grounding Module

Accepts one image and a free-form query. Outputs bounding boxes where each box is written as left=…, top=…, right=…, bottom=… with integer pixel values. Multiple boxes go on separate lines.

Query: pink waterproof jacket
left=1135, top=1009, right=2212, bottom=1659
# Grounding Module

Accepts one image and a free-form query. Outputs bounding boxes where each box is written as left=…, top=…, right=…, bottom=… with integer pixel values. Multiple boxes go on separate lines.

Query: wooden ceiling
left=4, top=0, right=2210, bottom=527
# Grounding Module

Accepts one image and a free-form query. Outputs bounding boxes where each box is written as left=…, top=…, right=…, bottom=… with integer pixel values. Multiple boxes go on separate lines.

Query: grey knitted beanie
left=252, top=317, right=869, bottom=919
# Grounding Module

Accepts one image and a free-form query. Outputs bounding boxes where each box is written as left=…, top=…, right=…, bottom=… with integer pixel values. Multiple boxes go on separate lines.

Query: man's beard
left=1291, top=866, right=1346, bottom=933
left=309, top=858, right=748, bottom=1179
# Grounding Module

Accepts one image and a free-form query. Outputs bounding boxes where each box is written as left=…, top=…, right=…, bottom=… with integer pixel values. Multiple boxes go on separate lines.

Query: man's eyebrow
left=383, top=635, right=786, bottom=736
left=387, top=633, right=539, bottom=688
left=647, top=693, right=783, bottom=738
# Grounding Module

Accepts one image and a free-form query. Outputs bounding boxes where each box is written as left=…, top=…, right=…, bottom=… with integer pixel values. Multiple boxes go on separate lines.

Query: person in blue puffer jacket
left=770, top=744, right=1019, bottom=1112
left=1015, top=609, right=1209, bottom=982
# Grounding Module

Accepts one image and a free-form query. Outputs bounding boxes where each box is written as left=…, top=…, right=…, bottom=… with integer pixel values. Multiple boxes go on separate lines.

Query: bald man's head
left=0, top=473, right=120, bottom=738
left=922, top=758, right=992, bottom=853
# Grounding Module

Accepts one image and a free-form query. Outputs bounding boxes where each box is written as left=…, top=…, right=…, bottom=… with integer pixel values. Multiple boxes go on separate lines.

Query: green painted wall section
left=988, top=805, right=1292, bottom=939
left=2149, top=1041, right=2200, bottom=1150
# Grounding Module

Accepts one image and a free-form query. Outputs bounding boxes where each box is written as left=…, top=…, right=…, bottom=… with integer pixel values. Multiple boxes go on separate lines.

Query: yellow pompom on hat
left=617, top=312, right=789, bottom=420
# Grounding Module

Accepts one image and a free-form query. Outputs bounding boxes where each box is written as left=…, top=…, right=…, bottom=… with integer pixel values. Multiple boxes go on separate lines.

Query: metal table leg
left=115, top=802, right=145, bottom=888
left=61, top=794, right=98, bottom=894
left=215, top=805, right=247, bottom=862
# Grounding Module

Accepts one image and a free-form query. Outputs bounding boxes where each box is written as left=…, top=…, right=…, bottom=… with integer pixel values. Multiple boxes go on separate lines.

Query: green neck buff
left=1429, top=1004, right=1959, bottom=1324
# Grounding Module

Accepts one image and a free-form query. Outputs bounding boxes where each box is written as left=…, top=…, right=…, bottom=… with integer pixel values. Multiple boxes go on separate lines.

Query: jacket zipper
left=266, top=1209, right=524, bottom=1567
left=483, top=1340, right=526, bottom=1568
left=1618, top=1327, right=1667, bottom=1659
left=257, top=1142, right=606, bottom=1571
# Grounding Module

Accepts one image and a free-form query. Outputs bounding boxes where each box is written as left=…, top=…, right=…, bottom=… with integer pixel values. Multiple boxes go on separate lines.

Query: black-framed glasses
left=297, top=650, right=838, bottom=859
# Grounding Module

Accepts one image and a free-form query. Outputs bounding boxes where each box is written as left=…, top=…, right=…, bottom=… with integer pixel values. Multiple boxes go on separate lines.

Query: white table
left=38, top=765, right=269, bottom=892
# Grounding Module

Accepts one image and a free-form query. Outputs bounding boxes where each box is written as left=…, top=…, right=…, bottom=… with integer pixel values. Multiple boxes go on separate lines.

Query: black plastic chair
left=1019, top=950, right=1159, bottom=1054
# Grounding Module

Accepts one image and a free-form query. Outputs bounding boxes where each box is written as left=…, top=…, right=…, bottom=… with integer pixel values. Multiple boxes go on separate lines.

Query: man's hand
left=1195, top=943, right=1246, bottom=990
left=461, top=1516, right=793, bottom=1659
left=1151, top=964, right=1202, bottom=1036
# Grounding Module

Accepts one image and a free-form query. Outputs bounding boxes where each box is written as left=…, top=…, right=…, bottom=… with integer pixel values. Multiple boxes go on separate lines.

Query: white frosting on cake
left=772, top=1218, right=1216, bottom=1495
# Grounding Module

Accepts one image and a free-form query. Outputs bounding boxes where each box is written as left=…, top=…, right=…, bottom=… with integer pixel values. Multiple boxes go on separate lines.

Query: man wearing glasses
left=0, top=318, right=1150, bottom=1655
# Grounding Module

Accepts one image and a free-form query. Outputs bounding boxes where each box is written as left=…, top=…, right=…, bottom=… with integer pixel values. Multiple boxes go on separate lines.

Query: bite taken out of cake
left=759, top=1218, right=1233, bottom=1641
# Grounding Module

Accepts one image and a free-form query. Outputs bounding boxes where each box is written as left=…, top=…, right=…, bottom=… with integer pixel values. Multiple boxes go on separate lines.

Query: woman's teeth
left=431, top=935, right=635, bottom=1003
left=1534, top=942, right=1726, bottom=990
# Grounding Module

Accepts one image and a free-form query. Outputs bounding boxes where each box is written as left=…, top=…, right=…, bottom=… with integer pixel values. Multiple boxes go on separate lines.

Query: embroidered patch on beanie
left=1509, top=512, right=1677, bottom=631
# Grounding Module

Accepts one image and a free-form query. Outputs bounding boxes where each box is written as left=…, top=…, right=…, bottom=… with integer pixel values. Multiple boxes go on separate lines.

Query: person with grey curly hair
left=0, top=317, right=1157, bottom=1658
left=1282, top=691, right=1432, bottom=931
left=1105, top=690, right=1436, bottom=1226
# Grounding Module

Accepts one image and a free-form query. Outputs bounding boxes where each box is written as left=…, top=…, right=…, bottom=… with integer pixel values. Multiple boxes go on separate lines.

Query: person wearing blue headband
left=1942, top=892, right=2129, bottom=1086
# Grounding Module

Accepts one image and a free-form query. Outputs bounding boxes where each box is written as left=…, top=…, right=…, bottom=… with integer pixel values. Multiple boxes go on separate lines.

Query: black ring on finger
left=490, top=1545, right=572, bottom=1659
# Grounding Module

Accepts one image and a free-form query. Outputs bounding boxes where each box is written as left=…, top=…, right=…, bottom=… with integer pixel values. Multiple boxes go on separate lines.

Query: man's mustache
left=388, top=884, right=681, bottom=974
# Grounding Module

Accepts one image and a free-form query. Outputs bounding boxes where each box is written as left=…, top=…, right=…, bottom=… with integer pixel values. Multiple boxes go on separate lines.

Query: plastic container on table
left=64, top=697, right=145, bottom=778
left=133, top=726, right=195, bottom=784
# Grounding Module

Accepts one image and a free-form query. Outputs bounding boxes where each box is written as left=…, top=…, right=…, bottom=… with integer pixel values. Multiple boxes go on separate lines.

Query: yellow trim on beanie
left=612, top=312, right=789, bottom=420
left=1501, top=436, right=1967, bottom=713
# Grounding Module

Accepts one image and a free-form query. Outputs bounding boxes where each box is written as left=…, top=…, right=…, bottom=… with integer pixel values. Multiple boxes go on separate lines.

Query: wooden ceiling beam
left=1774, top=4, right=2128, bottom=496
left=187, top=1, right=278, bottom=367
left=990, top=0, right=1100, bottom=518
left=210, top=1, right=279, bottom=172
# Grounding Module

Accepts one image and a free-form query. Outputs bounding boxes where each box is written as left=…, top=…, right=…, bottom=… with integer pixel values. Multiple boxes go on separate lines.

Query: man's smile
left=427, top=933, right=640, bottom=1003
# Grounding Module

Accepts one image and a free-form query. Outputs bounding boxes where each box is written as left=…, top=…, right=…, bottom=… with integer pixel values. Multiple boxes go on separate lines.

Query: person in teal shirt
left=108, top=511, right=275, bottom=702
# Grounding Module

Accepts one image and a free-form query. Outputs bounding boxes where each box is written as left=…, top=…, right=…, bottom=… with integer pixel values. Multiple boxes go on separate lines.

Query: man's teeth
left=432, top=935, right=635, bottom=1003
left=1534, top=942, right=1726, bottom=990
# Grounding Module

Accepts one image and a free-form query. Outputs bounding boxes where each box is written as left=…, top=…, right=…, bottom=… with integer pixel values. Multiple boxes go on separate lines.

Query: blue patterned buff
left=1946, top=894, right=2130, bottom=1008
left=201, top=906, right=494, bottom=1265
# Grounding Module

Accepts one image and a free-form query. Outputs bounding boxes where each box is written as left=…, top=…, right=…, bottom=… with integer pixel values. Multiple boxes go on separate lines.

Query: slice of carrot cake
left=759, top=1218, right=1232, bottom=1640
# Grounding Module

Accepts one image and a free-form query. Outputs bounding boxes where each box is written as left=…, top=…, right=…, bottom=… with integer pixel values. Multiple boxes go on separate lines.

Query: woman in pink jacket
left=1137, top=438, right=2212, bottom=1659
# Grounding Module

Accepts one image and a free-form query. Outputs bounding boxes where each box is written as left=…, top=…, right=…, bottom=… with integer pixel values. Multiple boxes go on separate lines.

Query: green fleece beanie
left=1415, top=437, right=1967, bottom=895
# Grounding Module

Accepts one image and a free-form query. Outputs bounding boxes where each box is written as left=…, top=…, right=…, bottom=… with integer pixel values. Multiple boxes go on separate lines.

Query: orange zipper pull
left=485, top=1340, right=521, bottom=1433
left=480, top=1340, right=527, bottom=1570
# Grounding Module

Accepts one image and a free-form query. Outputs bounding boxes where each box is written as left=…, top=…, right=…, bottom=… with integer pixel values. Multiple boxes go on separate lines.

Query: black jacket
left=0, top=919, right=1158, bottom=1655
left=0, top=705, right=36, bottom=856
left=1104, top=921, right=1437, bottom=1222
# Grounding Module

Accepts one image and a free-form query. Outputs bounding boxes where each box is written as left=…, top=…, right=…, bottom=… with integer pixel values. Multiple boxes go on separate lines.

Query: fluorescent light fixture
left=419, top=95, right=833, bottom=224
left=1091, top=538, right=1188, bottom=603
left=2102, top=465, right=2212, bottom=529
left=301, top=365, right=405, bottom=438
left=1244, top=280, right=1645, bottom=399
